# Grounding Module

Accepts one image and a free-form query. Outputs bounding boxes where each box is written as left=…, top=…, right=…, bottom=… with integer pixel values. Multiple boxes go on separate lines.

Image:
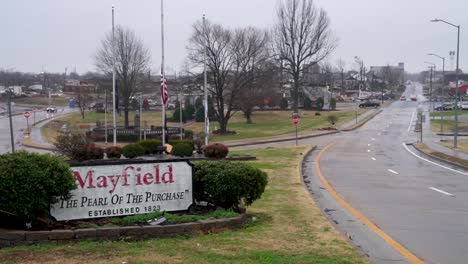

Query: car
left=410, top=95, right=417, bottom=101
left=359, top=100, right=380, bottom=108
left=400, top=95, right=406, bottom=101
left=167, top=103, right=176, bottom=109
left=46, top=105, right=57, bottom=113
left=458, top=102, right=468, bottom=110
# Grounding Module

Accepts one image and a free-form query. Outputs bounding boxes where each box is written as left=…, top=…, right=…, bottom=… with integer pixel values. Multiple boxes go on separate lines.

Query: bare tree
left=94, top=26, right=150, bottom=128
left=76, top=89, right=92, bottom=119
left=274, top=0, right=337, bottom=113
left=188, top=20, right=235, bottom=134
left=382, top=65, right=401, bottom=90
left=231, top=27, right=271, bottom=123
left=336, top=59, right=346, bottom=89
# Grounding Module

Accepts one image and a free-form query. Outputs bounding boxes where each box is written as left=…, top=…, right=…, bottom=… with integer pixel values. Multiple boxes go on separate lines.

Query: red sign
left=293, top=116, right=299, bottom=125
left=24, top=111, right=30, bottom=119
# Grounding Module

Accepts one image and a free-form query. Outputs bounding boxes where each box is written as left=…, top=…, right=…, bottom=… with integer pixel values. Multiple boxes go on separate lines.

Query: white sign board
left=51, top=161, right=193, bottom=221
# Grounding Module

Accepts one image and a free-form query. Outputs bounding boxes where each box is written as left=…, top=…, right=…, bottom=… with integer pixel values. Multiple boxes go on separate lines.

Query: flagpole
left=112, top=6, right=117, bottom=146
left=203, top=14, right=209, bottom=146
left=161, top=0, right=166, bottom=148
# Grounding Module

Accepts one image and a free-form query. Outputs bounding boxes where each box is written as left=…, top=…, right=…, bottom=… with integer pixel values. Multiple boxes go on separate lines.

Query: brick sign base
left=0, top=214, right=248, bottom=248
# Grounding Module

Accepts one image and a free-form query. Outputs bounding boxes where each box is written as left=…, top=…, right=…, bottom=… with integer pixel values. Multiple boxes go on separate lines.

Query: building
left=369, top=63, right=405, bottom=86
left=63, top=80, right=97, bottom=93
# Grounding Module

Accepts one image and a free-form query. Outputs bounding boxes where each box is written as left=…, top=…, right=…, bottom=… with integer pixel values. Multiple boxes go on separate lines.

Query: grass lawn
left=430, top=110, right=468, bottom=117
left=14, top=97, right=70, bottom=106
left=0, top=147, right=365, bottom=264
left=430, top=119, right=468, bottom=133
left=416, top=143, right=468, bottom=167
left=440, top=140, right=468, bottom=155
left=42, top=109, right=367, bottom=144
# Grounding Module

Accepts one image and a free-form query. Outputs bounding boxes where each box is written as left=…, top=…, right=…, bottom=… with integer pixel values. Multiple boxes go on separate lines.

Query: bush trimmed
left=171, top=143, right=194, bottom=157
left=204, top=143, right=229, bottom=159
left=194, top=161, right=268, bottom=212
left=72, top=144, right=104, bottom=161
left=0, top=151, right=76, bottom=222
left=122, top=143, right=145, bottom=159
left=105, top=146, right=122, bottom=159
left=138, top=139, right=162, bottom=155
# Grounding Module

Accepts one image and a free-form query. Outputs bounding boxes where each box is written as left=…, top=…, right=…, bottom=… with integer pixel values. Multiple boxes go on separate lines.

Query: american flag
left=160, top=74, right=168, bottom=105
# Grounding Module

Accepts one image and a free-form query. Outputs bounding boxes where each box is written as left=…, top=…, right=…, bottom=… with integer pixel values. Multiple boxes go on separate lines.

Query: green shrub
left=72, top=144, right=104, bottom=161
left=330, top=98, right=337, bottom=110
left=194, top=161, right=268, bottom=212
left=195, top=97, right=203, bottom=110
left=280, top=97, right=288, bottom=110
left=316, top=97, right=324, bottom=111
left=204, top=143, right=229, bottom=159
left=195, top=106, right=205, bottom=122
left=122, top=143, right=145, bottom=158
left=184, top=98, right=196, bottom=119
left=170, top=139, right=194, bottom=151
left=138, top=139, right=162, bottom=155
left=105, top=146, right=122, bottom=159
left=304, top=97, right=313, bottom=109
left=172, top=107, right=186, bottom=122
left=171, top=143, right=193, bottom=157
left=0, top=151, right=76, bottom=221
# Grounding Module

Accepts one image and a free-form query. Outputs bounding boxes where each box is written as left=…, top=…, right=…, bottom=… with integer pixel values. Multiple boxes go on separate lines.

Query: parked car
left=458, top=102, right=468, bottom=110
left=167, top=103, right=176, bottom=109
left=46, top=105, right=57, bottom=113
left=359, top=100, right=380, bottom=108
left=400, top=95, right=406, bottom=101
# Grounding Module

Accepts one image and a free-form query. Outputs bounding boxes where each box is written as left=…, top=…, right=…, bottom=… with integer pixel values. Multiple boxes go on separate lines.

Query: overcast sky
left=1, top=0, right=466, bottom=74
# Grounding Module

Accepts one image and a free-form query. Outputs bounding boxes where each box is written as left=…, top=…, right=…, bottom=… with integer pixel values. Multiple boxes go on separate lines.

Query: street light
left=431, top=18, right=461, bottom=148
left=424, top=62, right=436, bottom=113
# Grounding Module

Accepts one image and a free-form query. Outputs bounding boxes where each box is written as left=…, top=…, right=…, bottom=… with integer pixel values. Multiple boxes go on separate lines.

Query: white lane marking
left=371, top=138, right=375, bottom=141
left=371, top=157, right=376, bottom=161
left=402, top=143, right=468, bottom=176
left=429, top=187, right=455, bottom=196
left=408, top=111, right=415, bottom=132
left=368, top=143, right=371, bottom=147
left=388, top=169, right=399, bottom=174
left=367, top=149, right=371, bottom=153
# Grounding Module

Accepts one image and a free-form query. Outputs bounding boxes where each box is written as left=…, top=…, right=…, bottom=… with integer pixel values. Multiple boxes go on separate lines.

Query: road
left=315, top=83, right=468, bottom=264
left=0, top=106, right=73, bottom=154
left=235, top=83, right=468, bottom=263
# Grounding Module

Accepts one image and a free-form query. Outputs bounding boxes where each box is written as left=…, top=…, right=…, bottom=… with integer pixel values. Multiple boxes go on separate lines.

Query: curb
left=341, top=109, right=383, bottom=132
left=224, top=131, right=339, bottom=148
left=410, top=143, right=468, bottom=170
left=0, top=214, right=249, bottom=249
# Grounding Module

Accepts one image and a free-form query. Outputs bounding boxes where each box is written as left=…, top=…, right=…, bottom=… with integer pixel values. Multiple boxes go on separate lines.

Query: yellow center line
left=315, top=142, right=424, bottom=264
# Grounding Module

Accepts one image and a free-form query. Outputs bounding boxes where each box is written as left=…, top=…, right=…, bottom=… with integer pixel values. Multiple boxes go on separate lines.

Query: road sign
left=24, top=111, right=30, bottom=119
left=292, top=113, right=299, bottom=125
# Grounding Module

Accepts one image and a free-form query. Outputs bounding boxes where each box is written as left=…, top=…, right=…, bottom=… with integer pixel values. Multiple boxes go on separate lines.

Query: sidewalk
left=24, top=108, right=382, bottom=150
left=420, top=110, right=468, bottom=160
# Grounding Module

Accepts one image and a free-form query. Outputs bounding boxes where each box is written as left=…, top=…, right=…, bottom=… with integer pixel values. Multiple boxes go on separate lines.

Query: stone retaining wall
left=0, top=214, right=248, bottom=248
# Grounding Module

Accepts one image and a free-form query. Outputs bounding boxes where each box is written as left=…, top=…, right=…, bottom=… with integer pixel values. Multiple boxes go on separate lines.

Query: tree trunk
left=244, top=110, right=253, bottom=124
left=124, top=109, right=129, bottom=128
left=293, top=75, right=300, bottom=113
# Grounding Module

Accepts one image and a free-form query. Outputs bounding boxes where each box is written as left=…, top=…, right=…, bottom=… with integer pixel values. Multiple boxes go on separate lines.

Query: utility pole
left=203, top=14, right=209, bottom=146
left=7, top=89, right=15, bottom=153
left=112, top=6, right=117, bottom=146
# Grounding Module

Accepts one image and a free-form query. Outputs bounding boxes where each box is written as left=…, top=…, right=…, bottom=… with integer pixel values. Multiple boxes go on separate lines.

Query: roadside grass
left=430, top=119, right=468, bottom=133
left=0, top=147, right=366, bottom=264
left=14, top=97, right=70, bottom=106
left=430, top=110, right=468, bottom=117
left=43, top=109, right=367, bottom=144
left=415, top=143, right=468, bottom=167
left=440, top=140, right=468, bottom=155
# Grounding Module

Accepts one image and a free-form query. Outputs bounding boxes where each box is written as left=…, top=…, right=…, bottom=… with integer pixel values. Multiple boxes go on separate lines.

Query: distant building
left=63, top=80, right=96, bottom=93
left=369, top=63, right=405, bottom=85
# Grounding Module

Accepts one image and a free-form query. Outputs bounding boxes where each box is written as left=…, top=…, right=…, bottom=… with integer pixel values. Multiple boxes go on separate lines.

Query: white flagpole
left=161, top=0, right=166, bottom=147
left=203, top=14, right=209, bottom=146
left=112, top=6, right=117, bottom=146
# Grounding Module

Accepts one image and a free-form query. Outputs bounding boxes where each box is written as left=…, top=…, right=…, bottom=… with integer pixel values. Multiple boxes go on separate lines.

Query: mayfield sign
left=51, top=160, right=193, bottom=221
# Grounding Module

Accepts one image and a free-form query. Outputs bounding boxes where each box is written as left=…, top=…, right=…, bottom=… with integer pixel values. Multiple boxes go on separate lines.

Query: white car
left=458, top=102, right=468, bottom=110
left=46, top=105, right=57, bottom=113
